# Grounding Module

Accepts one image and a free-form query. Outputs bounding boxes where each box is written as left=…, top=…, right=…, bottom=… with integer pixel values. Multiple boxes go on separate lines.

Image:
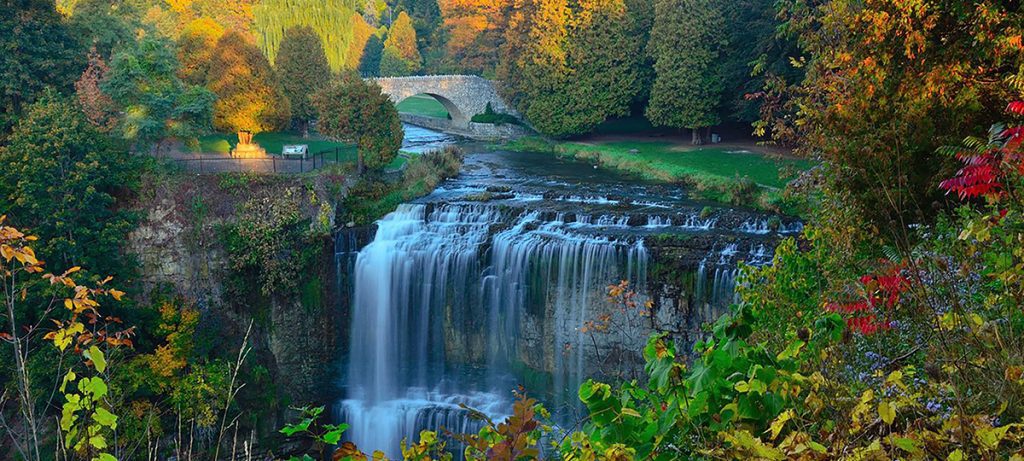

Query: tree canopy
left=0, top=0, right=83, bottom=136
left=314, top=74, right=402, bottom=172
left=646, top=0, right=725, bottom=142
left=275, top=25, right=331, bottom=131
left=0, top=91, right=139, bottom=278
left=102, top=35, right=215, bottom=152
left=383, top=11, right=423, bottom=74
left=207, top=31, right=291, bottom=135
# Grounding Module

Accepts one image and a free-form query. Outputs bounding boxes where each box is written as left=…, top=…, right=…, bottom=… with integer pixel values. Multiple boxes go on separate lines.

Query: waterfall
left=339, top=204, right=649, bottom=457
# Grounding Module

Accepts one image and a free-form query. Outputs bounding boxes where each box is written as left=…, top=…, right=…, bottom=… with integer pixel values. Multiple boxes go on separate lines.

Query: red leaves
left=826, top=263, right=908, bottom=336
left=1007, top=101, right=1024, bottom=116
left=940, top=101, right=1024, bottom=200
left=939, top=151, right=1004, bottom=200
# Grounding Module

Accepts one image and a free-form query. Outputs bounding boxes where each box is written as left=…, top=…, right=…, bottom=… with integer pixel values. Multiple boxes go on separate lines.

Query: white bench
left=282, top=144, right=309, bottom=160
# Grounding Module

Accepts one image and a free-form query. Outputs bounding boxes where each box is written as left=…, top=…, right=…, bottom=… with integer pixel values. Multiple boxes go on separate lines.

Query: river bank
left=495, top=136, right=815, bottom=214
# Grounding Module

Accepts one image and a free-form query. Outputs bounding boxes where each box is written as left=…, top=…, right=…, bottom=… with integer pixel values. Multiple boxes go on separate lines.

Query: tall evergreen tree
left=275, top=26, right=331, bottom=134
left=254, top=0, right=367, bottom=72
left=397, top=0, right=441, bottom=52
left=646, top=0, right=726, bottom=144
left=207, top=32, right=291, bottom=135
left=359, top=34, right=385, bottom=77
left=383, top=11, right=422, bottom=73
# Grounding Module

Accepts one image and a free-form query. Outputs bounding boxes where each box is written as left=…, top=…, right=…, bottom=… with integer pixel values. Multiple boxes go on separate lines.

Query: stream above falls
left=333, top=128, right=801, bottom=456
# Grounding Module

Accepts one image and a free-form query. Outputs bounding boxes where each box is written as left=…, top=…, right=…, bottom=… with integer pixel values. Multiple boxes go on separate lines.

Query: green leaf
left=93, top=407, right=117, bottom=429
left=89, top=434, right=107, bottom=449
left=85, top=346, right=106, bottom=373
left=81, top=377, right=108, bottom=399
left=892, top=437, right=919, bottom=453
left=321, top=427, right=345, bottom=445
left=280, top=419, right=312, bottom=437
left=94, top=453, right=117, bottom=461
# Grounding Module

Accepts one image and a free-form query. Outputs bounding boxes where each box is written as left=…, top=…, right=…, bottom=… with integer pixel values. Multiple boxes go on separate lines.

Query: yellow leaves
left=108, top=289, right=125, bottom=301
left=851, top=389, right=875, bottom=433
left=947, top=449, right=964, bottom=461
left=878, top=400, right=896, bottom=425
left=47, top=321, right=85, bottom=351
left=767, top=409, right=794, bottom=441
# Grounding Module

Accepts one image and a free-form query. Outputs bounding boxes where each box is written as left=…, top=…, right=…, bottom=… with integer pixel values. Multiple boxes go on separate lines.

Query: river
left=333, top=126, right=801, bottom=456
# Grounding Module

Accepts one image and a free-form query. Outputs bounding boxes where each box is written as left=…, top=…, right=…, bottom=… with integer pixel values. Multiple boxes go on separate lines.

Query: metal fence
left=170, top=148, right=348, bottom=174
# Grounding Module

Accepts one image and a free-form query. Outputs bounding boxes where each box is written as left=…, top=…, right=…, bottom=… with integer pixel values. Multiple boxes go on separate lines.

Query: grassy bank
left=192, top=131, right=358, bottom=158
left=396, top=94, right=450, bottom=119
left=500, top=137, right=815, bottom=212
left=343, top=146, right=463, bottom=225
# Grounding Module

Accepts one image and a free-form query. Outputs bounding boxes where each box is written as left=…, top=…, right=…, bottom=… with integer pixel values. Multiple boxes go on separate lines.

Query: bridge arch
left=371, top=75, right=520, bottom=130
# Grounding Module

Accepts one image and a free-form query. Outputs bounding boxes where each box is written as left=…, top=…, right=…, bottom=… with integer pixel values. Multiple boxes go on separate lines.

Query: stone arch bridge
left=370, top=75, right=528, bottom=139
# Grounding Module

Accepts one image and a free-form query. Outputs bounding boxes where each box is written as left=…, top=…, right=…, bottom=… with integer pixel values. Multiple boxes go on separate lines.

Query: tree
left=384, top=11, right=423, bottom=73
left=0, top=0, right=83, bottom=136
left=435, top=0, right=513, bottom=75
left=398, top=0, right=442, bottom=53
left=0, top=91, right=139, bottom=279
left=497, top=0, right=641, bottom=137
left=646, top=0, right=726, bottom=144
left=206, top=31, right=291, bottom=135
left=379, top=45, right=413, bottom=76
left=74, top=49, right=118, bottom=131
left=102, top=35, right=215, bottom=153
left=177, top=16, right=225, bottom=85
left=254, top=0, right=370, bottom=72
left=314, top=74, right=402, bottom=173
left=67, top=0, right=141, bottom=58
left=359, top=33, right=385, bottom=76
left=771, top=0, right=1023, bottom=237
left=275, top=26, right=331, bottom=134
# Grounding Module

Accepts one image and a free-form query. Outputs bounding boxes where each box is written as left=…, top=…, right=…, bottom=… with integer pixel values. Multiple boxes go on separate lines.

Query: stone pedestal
left=231, top=130, right=267, bottom=158
left=231, top=143, right=267, bottom=158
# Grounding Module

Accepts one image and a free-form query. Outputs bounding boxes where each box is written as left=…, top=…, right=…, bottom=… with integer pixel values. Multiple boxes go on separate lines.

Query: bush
left=471, top=103, right=521, bottom=126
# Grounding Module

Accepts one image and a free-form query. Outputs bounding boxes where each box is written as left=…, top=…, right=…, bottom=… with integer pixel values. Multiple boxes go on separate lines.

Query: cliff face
left=127, top=171, right=348, bottom=413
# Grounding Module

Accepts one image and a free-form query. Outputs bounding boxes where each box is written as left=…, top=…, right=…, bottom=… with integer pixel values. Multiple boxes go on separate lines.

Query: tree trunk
left=691, top=128, right=702, bottom=145
left=357, top=149, right=365, bottom=175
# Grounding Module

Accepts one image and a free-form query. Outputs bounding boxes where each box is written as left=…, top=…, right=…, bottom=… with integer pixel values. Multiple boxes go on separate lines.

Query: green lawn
left=502, top=137, right=816, bottom=211
left=396, top=94, right=449, bottom=119
left=192, top=132, right=357, bottom=159
left=560, top=141, right=813, bottom=189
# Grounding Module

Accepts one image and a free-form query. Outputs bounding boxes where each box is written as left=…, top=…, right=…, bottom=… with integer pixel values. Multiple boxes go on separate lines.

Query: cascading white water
left=340, top=203, right=649, bottom=457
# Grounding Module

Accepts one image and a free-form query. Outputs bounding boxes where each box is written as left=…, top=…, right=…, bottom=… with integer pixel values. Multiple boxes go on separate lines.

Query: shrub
left=470, top=103, right=521, bottom=126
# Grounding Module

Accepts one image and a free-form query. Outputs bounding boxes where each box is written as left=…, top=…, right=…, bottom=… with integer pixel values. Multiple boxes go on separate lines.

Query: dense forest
left=3, top=0, right=1024, bottom=460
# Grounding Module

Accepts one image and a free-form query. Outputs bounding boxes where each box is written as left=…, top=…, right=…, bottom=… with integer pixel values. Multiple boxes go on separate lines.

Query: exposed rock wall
left=127, top=173, right=347, bottom=410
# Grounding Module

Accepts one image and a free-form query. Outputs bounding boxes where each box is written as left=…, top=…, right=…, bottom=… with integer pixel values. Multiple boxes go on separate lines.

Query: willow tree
left=314, top=74, right=402, bottom=173
left=207, top=32, right=291, bottom=136
left=646, top=0, right=726, bottom=144
left=254, top=0, right=369, bottom=72
left=275, top=26, right=331, bottom=134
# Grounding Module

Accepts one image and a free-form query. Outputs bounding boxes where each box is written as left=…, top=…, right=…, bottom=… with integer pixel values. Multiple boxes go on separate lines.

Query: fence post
left=273, top=156, right=276, bottom=173
left=199, top=156, right=204, bottom=174
left=335, top=147, right=339, bottom=164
